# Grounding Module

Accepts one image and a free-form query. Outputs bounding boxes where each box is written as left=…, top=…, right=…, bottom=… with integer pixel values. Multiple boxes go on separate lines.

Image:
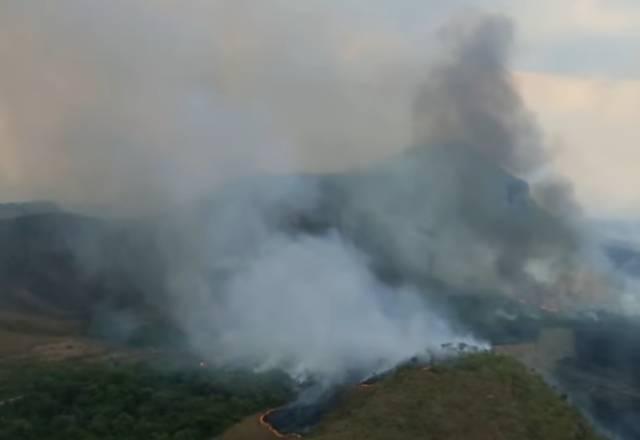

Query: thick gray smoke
left=163, top=176, right=482, bottom=382
left=330, top=16, right=607, bottom=311
left=414, top=16, right=544, bottom=173
left=0, top=2, right=614, bottom=383
left=161, top=15, right=604, bottom=380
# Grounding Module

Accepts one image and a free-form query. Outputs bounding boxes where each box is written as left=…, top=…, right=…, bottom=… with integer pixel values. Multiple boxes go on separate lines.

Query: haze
left=0, top=1, right=638, bottom=218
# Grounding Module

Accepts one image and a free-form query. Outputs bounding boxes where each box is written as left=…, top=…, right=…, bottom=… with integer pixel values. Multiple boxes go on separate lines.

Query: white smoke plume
left=214, top=233, right=475, bottom=380
left=164, top=177, right=481, bottom=382
left=0, top=1, right=616, bottom=383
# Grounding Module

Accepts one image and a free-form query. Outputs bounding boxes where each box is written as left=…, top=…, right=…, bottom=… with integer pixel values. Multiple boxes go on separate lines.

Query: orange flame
left=259, top=409, right=302, bottom=439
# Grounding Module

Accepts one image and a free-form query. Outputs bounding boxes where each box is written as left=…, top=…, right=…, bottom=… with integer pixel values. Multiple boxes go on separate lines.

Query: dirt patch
left=0, top=329, right=60, bottom=357
left=28, top=338, right=107, bottom=361
left=0, top=310, right=82, bottom=335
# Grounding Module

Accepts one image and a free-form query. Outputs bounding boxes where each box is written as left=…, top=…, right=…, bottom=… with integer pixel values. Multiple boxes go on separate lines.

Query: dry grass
left=309, top=354, right=599, bottom=440
left=0, top=310, right=83, bottom=335
left=0, top=309, right=104, bottom=363
left=27, top=338, right=107, bottom=361
left=0, top=329, right=59, bottom=357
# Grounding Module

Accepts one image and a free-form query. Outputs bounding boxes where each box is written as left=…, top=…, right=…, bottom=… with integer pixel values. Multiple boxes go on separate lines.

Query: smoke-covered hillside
left=0, top=4, right=638, bottom=438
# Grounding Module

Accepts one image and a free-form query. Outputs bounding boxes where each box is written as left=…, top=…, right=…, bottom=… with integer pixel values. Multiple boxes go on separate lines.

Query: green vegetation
left=307, top=353, right=600, bottom=440
left=0, top=361, right=293, bottom=440
left=0, top=353, right=602, bottom=440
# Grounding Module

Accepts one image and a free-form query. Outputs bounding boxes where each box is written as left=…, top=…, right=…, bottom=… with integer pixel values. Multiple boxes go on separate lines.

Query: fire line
left=259, top=378, right=379, bottom=437
left=259, top=408, right=302, bottom=439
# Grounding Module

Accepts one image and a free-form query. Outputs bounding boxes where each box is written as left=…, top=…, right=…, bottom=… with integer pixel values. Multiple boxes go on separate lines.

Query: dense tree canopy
left=0, top=361, right=293, bottom=440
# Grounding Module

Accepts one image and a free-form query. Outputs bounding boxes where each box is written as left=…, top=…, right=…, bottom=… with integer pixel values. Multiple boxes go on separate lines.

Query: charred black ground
left=264, top=393, right=341, bottom=436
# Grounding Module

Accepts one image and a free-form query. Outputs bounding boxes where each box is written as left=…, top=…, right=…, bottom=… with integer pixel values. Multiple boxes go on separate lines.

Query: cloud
left=517, top=0, right=640, bottom=39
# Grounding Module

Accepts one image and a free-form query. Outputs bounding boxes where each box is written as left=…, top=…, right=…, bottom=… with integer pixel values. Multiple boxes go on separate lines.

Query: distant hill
left=0, top=161, right=627, bottom=348
left=0, top=144, right=585, bottom=325
left=0, top=213, right=144, bottom=315
left=0, top=210, right=181, bottom=347
left=0, top=201, right=60, bottom=219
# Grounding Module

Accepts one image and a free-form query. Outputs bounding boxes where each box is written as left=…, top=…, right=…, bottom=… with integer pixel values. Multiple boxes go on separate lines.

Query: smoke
left=414, top=15, right=544, bottom=173
left=159, top=15, right=603, bottom=379
left=0, top=2, right=618, bottom=383
left=329, top=15, right=605, bottom=311
left=0, top=0, right=416, bottom=212
left=161, top=176, right=481, bottom=382
left=211, top=233, right=472, bottom=381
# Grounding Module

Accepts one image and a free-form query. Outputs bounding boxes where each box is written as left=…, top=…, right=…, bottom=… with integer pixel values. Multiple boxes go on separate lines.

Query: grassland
left=224, top=353, right=600, bottom=440
left=308, top=353, right=600, bottom=440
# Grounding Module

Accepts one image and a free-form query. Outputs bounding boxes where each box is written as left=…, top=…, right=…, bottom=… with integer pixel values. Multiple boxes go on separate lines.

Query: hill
left=224, top=353, right=600, bottom=440
left=0, top=202, right=59, bottom=220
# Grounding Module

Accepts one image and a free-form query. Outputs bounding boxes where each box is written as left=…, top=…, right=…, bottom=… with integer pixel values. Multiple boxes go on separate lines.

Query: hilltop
left=224, top=353, right=601, bottom=440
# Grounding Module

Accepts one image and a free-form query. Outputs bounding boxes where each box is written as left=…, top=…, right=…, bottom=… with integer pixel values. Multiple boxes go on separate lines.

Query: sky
left=0, top=0, right=638, bottom=218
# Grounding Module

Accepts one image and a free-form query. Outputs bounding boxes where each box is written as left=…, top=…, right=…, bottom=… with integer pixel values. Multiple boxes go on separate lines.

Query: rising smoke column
left=158, top=14, right=610, bottom=382
left=332, top=14, right=609, bottom=310
left=165, top=176, right=483, bottom=383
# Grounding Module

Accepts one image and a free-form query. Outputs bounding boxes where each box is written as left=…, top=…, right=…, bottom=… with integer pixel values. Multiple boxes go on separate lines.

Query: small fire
left=259, top=409, right=302, bottom=439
